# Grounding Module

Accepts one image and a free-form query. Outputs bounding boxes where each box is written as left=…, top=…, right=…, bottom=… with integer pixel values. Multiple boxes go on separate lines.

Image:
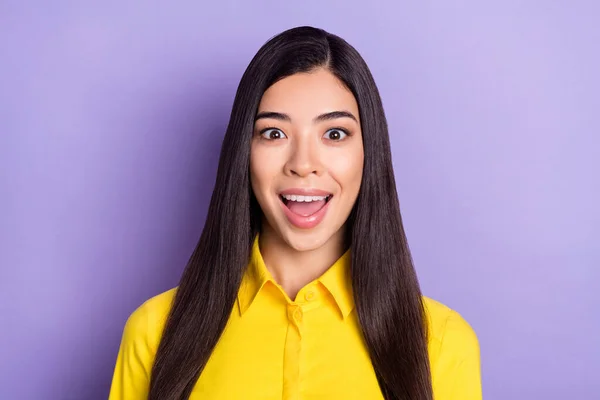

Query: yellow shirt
left=109, top=237, right=482, bottom=399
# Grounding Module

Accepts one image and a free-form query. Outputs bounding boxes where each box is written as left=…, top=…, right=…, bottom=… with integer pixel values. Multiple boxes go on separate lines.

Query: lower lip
left=279, top=196, right=332, bottom=229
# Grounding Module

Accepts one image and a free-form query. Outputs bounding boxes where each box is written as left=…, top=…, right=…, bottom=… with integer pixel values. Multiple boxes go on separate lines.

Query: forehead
left=257, top=69, right=359, bottom=118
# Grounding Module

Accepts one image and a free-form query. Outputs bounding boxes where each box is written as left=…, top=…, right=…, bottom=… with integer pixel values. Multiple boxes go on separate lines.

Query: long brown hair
left=148, top=26, right=433, bottom=400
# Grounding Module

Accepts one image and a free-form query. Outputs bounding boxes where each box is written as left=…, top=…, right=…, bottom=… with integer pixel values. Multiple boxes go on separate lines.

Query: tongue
left=286, top=199, right=326, bottom=216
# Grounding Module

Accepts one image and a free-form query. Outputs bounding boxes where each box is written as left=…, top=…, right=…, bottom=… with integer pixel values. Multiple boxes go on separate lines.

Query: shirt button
left=293, top=308, right=303, bottom=322
left=304, top=290, right=315, bottom=301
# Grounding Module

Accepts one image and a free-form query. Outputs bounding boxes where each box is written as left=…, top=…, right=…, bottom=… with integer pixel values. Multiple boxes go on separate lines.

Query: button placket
left=282, top=304, right=302, bottom=400
left=287, top=304, right=304, bottom=331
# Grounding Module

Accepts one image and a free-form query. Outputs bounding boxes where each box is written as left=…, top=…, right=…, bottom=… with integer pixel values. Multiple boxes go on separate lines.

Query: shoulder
left=121, top=287, right=178, bottom=348
left=109, top=288, right=178, bottom=398
left=422, top=296, right=480, bottom=364
left=422, top=296, right=482, bottom=398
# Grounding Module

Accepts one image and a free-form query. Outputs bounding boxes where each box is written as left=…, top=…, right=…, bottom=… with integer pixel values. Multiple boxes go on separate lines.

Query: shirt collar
left=237, top=234, right=354, bottom=319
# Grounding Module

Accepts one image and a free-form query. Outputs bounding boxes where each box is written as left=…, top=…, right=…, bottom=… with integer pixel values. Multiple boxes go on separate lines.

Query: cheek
left=249, top=146, right=263, bottom=196
left=250, top=145, right=278, bottom=198
left=328, top=146, right=364, bottom=193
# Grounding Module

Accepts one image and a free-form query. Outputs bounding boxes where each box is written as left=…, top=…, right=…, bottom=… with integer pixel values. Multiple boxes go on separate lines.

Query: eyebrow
left=254, top=110, right=358, bottom=123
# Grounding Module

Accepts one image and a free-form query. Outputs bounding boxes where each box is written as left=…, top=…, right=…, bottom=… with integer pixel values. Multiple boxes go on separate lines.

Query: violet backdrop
left=1, top=1, right=598, bottom=399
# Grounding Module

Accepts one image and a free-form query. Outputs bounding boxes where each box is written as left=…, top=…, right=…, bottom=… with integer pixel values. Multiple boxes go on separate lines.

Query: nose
left=284, top=134, right=324, bottom=177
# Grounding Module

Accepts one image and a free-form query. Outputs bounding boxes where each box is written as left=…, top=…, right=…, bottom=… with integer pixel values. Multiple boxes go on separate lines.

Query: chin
left=279, top=221, right=348, bottom=253
left=278, top=228, right=334, bottom=252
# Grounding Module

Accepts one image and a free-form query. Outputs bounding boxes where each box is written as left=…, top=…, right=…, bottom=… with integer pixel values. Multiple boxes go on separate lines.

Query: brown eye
left=323, top=128, right=348, bottom=141
left=260, top=128, right=287, bottom=140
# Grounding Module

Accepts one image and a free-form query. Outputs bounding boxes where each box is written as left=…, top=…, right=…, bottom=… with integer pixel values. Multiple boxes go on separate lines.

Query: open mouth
left=279, top=194, right=333, bottom=217
left=277, top=191, right=333, bottom=229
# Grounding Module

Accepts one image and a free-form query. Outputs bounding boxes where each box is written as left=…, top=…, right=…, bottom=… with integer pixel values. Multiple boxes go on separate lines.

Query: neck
left=258, top=223, right=347, bottom=301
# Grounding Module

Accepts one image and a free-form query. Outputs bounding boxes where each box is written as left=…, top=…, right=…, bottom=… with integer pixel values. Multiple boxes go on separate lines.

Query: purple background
left=1, top=1, right=598, bottom=399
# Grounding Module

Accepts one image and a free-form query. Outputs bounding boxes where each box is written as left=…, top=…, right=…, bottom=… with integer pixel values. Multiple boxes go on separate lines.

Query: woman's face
left=250, top=68, right=364, bottom=252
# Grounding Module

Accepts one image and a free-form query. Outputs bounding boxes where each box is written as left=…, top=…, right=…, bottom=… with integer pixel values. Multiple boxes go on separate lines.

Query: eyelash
left=259, top=127, right=350, bottom=141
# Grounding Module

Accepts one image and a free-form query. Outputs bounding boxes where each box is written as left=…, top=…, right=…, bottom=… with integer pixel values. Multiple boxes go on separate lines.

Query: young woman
left=109, top=26, right=481, bottom=400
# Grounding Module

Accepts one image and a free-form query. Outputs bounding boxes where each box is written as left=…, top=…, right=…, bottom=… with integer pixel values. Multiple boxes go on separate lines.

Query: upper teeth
left=282, top=194, right=328, bottom=202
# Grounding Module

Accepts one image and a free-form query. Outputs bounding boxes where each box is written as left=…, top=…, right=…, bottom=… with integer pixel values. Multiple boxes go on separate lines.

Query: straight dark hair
left=148, top=26, right=433, bottom=400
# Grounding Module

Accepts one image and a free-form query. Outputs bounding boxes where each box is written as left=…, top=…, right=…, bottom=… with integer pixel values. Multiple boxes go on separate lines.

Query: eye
left=323, top=128, right=349, bottom=141
left=260, top=128, right=287, bottom=140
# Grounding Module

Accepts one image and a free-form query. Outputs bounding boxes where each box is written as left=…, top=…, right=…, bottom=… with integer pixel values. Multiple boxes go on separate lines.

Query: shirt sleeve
left=432, top=309, right=482, bottom=400
left=108, top=303, right=154, bottom=400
